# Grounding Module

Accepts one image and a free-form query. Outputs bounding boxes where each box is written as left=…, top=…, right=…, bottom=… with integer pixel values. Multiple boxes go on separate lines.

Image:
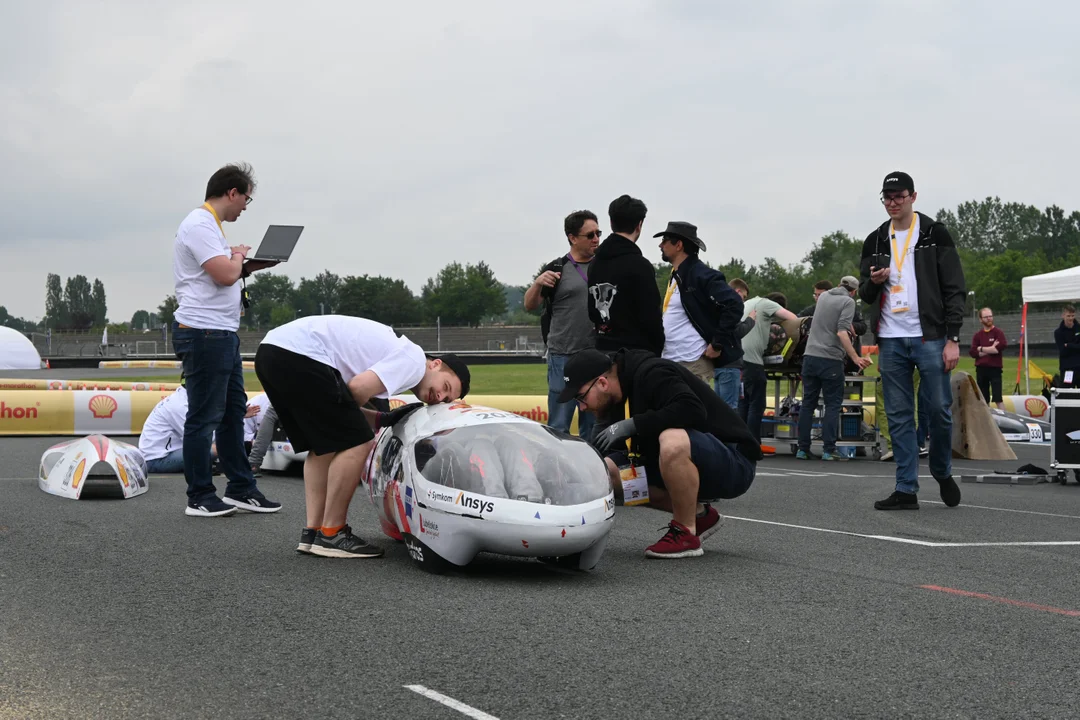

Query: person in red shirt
left=969, top=307, right=1007, bottom=408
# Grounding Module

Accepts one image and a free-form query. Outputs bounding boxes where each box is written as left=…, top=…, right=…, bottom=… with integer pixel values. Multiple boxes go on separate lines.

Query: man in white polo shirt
left=255, top=315, right=472, bottom=558
left=139, top=385, right=258, bottom=473
left=139, top=386, right=193, bottom=474
left=172, top=162, right=280, bottom=517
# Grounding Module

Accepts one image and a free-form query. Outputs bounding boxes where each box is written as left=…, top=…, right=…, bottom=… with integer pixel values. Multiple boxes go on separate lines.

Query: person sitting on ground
left=139, top=386, right=257, bottom=473
left=561, top=348, right=762, bottom=559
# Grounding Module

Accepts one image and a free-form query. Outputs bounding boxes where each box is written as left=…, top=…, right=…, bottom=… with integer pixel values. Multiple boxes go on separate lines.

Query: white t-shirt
left=261, top=315, right=427, bottom=397
left=878, top=214, right=923, bottom=338
left=662, top=281, right=707, bottom=363
left=173, top=207, right=241, bottom=331
left=244, top=392, right=271, bottom=442
left=138, top=387, right=188, bottom=461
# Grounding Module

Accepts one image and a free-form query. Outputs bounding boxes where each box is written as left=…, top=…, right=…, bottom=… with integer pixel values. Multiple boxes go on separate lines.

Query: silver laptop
left=249, top=225, right=304, bottom=262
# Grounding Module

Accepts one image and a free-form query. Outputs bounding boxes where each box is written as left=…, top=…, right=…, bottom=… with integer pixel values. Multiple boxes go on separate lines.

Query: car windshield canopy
left=413, top=422, right=609, bottom=506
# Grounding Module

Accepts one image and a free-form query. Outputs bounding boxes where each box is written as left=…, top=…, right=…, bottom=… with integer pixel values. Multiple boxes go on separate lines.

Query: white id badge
left=889, top=284, right=911, bottom=313
left=620, top=464, right=650, bottom=506
left=1065, top=370, right=1075, bottom=384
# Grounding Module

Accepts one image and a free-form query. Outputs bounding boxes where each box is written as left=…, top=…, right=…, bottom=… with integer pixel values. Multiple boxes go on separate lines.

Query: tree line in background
left=7, top=197, right=1079, bottom=335
left=154, top=262, right=510, bottom=330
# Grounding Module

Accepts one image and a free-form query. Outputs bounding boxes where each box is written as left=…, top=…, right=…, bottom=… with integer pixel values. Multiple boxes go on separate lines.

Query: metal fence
left=28, top=309, right=1067, bottom=358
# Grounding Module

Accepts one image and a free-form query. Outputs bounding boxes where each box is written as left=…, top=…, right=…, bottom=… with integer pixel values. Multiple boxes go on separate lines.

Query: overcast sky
left=3, top=0, right=1078, bottom=324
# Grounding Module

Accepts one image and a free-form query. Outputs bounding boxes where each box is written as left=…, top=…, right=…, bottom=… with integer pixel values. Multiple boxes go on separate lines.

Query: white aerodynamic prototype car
left=362, top=401, right=615, bottom=572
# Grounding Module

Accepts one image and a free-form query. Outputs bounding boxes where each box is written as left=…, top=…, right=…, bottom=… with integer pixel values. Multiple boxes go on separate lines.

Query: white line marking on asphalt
left=921, top=500, right=1080, bottom=520
left=724, top=516, right=1080, bottom=547
left=404, top=685, right=501, bottom=720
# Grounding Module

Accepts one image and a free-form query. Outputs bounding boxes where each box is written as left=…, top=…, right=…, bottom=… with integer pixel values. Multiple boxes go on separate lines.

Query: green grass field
left=96, top=355, right=1058, bottom=396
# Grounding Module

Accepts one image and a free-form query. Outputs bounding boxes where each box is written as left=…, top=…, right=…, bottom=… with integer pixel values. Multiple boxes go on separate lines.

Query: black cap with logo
left=556, top=349, right=615, bottom=403
left=882, top=171, right=915, bottom=194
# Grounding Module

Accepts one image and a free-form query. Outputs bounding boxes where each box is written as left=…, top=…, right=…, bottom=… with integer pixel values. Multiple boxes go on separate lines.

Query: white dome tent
left=1020, top=265, right=1080, bottom=393
left=0, top=326, right=42, bottom=370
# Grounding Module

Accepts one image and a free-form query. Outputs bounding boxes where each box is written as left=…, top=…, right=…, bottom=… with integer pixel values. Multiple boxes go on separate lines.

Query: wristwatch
left=949, top=335, right=960, bottom=343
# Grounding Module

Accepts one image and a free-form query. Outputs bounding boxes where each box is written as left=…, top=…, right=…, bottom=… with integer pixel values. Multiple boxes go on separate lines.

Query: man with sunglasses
left=561, top=347, right=761, bottom=558
left=172, top=163, right=280, bottom=517
left=859, top=171, right=966, bottom=511
left=524, top=210, right=601, bottom=439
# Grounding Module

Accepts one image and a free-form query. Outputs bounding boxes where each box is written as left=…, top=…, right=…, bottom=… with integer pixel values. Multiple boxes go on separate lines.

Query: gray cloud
left=3, top=0, right=1078, bottom=322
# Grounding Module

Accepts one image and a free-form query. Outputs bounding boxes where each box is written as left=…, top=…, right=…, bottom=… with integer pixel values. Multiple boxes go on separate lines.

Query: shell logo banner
left=0, top=379, right=183, bottom=392
left=98, top=360, right=255, bottom=370
left=0, top=390, right=172, bottom=436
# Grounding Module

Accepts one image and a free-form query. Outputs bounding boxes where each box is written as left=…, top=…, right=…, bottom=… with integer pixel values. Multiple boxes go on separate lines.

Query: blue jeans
left=547, top=353, right=595, bottom=440
left=713, top=367, right=741, bottom=409
left=172, top=324, right=256, bottom=503
left=738, top=363, right=767, bottom=444
left=879, top=337, right=953, bottom=494
left=916, top=379, right=930, bottom=448
left=798, top=355, right=845, bottom=454
left=146, top=448, right=185, bottom=474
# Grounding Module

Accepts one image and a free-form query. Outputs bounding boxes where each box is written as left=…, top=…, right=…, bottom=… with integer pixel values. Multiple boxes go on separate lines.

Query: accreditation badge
left=889, top=284, right=911, bottom=313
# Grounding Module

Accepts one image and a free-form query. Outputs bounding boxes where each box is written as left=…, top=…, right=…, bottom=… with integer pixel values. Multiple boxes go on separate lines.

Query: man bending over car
left=560, top=348, right=761, bottom=558
left=255, top=315, right=471, bottom=558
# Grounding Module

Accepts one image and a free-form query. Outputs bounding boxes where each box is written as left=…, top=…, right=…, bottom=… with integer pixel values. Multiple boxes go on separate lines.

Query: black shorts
left=254, top=344, right=374, bottom=455
left=645, top=429, right=756, bottom=502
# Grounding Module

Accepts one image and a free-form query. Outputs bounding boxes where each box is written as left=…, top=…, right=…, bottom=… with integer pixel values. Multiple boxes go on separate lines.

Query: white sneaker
left=880, top=450, right=894, bottom=462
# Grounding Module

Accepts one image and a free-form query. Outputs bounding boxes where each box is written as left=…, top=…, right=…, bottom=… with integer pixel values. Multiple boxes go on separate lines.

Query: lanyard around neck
left=565, top=254, right=589, bottom=283
left=889, top=216, right=916, bottom=275
left=202, top=202, right=224, bottom=236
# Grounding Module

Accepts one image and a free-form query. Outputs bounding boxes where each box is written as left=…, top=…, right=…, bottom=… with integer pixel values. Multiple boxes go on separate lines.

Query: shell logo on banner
left=1025, top=397, right=1048, bottom=418
left=74, top=391, right=132, bottom=434
left=88, top=394, right=119, bottom=419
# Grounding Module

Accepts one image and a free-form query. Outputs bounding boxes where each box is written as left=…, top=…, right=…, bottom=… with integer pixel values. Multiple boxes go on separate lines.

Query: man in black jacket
left=859, top=171, right=966, bottom=511
left=560, top=348, right=761, bottom=559
left=1055, top=304, right=1080, bottom=389
left=655, top=221, right=744, bottom=387
left=588, top=195, right=665, bottom=356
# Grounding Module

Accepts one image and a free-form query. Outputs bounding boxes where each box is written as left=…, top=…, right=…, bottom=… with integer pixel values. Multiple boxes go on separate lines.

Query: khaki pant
left=678, top=357, right=715, bottom=386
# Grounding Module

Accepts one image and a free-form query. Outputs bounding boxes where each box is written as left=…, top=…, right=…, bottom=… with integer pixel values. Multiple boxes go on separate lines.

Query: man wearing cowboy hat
left=656, top=221, right=746, bottom=393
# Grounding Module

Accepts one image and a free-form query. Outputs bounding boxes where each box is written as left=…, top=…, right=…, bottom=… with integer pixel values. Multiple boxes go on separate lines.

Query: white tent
left=1019, top=265, right=1080, bottom=393
left=1022, top=265, right=1080, bottom=304
left=0, top=326, right=42, bottom=370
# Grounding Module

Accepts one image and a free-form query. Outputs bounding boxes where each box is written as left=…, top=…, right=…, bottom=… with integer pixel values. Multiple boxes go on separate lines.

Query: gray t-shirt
left=546, top=257, right=595, bottom=355
left=741, top=297, right=783, bottom=366
left=804, top=287, right=855, bottom=362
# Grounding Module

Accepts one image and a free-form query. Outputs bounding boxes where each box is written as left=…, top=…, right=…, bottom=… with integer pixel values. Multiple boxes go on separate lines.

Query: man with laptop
left=172, top=162, right=302, bottom=517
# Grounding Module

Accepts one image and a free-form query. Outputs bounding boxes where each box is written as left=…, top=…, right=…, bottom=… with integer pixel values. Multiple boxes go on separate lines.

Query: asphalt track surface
left=3, top=436, right=1080, bottom=719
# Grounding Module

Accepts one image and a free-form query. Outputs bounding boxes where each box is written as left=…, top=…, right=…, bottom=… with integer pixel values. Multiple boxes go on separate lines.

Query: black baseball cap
left=556, top=349, right=614, bottom=403
left=882, top=171, right=914, bottom=194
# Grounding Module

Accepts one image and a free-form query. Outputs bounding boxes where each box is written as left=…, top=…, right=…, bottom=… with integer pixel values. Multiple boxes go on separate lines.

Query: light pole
left=968, top=290, right=976, bottom=320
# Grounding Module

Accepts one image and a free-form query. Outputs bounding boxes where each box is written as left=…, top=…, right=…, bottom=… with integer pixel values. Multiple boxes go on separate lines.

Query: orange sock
left=321, top=525, right=345, bottom=537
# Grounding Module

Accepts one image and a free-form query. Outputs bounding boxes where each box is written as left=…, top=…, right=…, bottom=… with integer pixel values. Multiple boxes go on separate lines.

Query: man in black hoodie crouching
left=559, top=348, right=762, bottom=559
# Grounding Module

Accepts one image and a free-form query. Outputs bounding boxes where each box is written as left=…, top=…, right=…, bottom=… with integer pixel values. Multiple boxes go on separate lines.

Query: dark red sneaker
left=645, top=521, right=703, bottom=559
left=695, top=504, right=722, bottom=541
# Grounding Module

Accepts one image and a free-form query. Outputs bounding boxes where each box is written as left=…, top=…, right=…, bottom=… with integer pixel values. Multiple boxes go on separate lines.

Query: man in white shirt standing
left=656, top=221, right=744, bottom=388
left=172, top=163, right=281, bottom=517
left=860, top=171, right=966, bottom=511
left=255, top=315, right=471, bottom=558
